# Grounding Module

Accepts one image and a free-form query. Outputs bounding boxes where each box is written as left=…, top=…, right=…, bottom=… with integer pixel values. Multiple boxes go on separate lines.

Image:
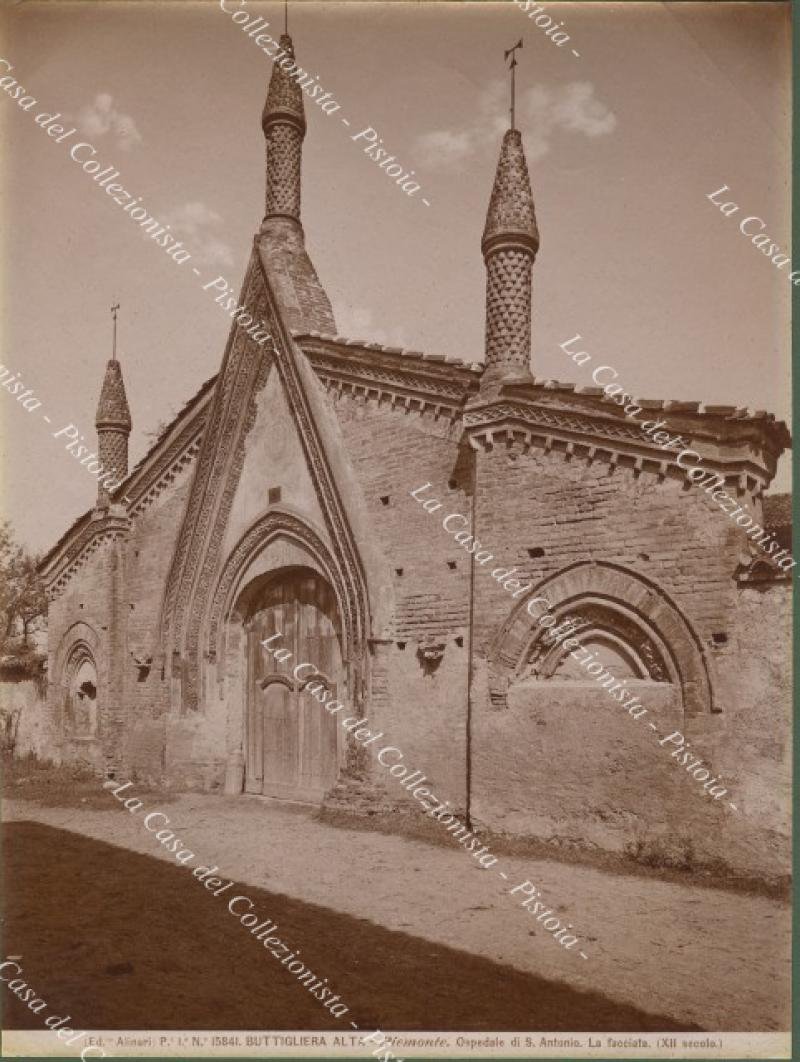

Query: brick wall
left=45, top=536, right=115, bottom=768
left=471, top=441, right=742, bottom=652
left=330, top=393, right=472, bottom=805
left=123, top=467, right=196, bottom=780
left=38, top=365, right=790, bottom=880
left=466, top=438, right=790, bottom=877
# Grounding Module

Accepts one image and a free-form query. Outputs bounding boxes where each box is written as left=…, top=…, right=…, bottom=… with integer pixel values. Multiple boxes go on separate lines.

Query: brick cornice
left=39, top=383, right=213, bottom=598
left=123, top=412, right=207, bottom=520
left=300, top=338, right=788, bottom=481
left=42, top=513, right=130, bottom=602
left=299, top=336, right=481, bottom=415
left=463, top=395, right=782, bottom=494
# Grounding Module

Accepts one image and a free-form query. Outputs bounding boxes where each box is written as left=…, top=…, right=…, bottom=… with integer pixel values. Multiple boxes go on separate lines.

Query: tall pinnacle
left=261, top=34, right=306, bottom=224
left=479, top=127, right=539, bottom=391
left=95, top=359, right=131, bottom=505
left=257, top=33, right=336, bottom=334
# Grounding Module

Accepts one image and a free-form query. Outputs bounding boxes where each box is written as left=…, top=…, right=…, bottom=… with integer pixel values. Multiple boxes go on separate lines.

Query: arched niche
left=53, top=622, right=105, bottom=742
left=488, top=561, right=717, bottom=715
left=64, top=644, right=99, bottom=738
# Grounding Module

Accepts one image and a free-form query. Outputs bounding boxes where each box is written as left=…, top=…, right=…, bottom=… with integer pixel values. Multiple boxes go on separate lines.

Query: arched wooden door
left=245, top=570, right=342, bottom=802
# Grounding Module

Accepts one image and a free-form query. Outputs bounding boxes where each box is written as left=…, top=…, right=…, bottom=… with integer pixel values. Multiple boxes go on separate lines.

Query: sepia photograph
left=0, top=1, right=793, bottom=1059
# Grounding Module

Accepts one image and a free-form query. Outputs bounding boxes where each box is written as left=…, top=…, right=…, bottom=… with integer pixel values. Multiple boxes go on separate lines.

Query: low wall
left=0, top=676, right=50, bottom=760
left=469, top=578, right=792, bottom=882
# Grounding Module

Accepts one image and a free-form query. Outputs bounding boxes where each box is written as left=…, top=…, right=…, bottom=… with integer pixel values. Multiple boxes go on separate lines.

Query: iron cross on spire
left=504, top=39, right=523, bottom=130
left=111, top=302, right=120, bottom=361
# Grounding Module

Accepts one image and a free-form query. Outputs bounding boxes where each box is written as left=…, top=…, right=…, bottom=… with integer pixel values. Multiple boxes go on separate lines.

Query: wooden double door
left=245, top=570, right=342, bottom=802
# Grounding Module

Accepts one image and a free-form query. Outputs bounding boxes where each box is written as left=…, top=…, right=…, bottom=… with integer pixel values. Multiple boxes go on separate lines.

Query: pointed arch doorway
left=243, top=568, right=342, bottom=803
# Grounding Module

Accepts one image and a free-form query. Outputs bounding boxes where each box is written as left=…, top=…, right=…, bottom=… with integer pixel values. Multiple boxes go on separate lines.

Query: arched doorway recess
left=241, top=567, right=342, bottom=802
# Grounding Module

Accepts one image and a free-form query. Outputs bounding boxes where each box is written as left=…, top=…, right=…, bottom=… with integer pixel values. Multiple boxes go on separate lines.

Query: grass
left=5, top=752, right=789, bottom=900
left=1, top=751, right=175, bottom=809
left=318, top=804, right=791, bottom=902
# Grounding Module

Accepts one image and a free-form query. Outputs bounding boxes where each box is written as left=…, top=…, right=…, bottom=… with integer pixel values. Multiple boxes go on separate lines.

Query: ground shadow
left=2, top=821, right=700, bottom=1032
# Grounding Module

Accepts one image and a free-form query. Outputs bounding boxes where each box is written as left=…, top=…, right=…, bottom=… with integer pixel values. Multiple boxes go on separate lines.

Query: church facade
left=39, top=34, right=791, bottom=880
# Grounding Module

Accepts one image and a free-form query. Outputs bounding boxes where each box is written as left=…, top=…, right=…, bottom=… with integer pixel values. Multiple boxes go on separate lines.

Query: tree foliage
left=0, top=521, right=48, bottom=652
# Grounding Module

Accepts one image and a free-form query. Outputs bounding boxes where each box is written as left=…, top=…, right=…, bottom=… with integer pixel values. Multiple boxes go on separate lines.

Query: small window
left=380, top=495, right=390, bottom=506
left=395, top=568, right=404, bottom=577
left=527, top=547, right=545, bottom=559
left=447, top=561, right=457, bottom=570
left=268, top=487, right=282, bottom=504
left=712, top=632, right=728, bottom=646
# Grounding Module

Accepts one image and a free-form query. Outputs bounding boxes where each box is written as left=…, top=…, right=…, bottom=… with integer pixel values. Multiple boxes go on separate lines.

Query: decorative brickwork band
left=264, top=115, right=303, bottom=220
left=484, top=248, right=533, bottom=375
left=98, top=429, right=128, bottom=484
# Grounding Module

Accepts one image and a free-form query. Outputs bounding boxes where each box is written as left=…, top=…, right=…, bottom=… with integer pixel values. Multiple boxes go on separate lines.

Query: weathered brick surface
left=35, top=357, right=790, bottom=879
left=331, top=396, right=471, bottom=639
left=464, top=441, right=790, bottom=876
left=28, top=23, right=792, bottom=884
left=123, top=467, right=196, bottom=779
left=470, top=444, right=743, bottom=650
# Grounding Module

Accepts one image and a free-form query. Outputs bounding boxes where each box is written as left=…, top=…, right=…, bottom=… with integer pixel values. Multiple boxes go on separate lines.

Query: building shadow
left=2, top=821, right=699, bottom=1032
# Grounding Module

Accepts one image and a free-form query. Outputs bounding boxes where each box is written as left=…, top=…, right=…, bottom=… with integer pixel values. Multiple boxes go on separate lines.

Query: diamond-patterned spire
left=262, top=35, right=306, bottom=136
left=482, top=128, right=539, bottom=258
left=262, top=35, right=306, bottom=223
left=479, top=128, right=539, bottom=390
left=95, top=359, right=131, bottom=431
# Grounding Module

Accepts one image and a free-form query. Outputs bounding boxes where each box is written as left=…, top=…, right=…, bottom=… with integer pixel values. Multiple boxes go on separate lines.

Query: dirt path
left=3, top=792, right=790, bottom=1031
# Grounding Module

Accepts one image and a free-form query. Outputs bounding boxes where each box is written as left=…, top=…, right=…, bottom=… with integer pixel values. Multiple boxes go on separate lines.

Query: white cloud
left=413, top=130, right=476, bottom=168
left=525, top=82, right=617, bottom=159
left=334, top=305, right=410, bottom=349
left=76, top=93, right=143, bottom=151
left=414, top=80, right=616, bottom=169
left=161, top=202, right=234, bottom=268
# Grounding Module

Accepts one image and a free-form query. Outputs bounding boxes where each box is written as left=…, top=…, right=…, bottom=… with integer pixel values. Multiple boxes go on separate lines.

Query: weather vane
left=111, top=302, right=120, bottom=361
left=284, top=0, right=288, bottom=35
left=504, top=39, right=523, bottom=130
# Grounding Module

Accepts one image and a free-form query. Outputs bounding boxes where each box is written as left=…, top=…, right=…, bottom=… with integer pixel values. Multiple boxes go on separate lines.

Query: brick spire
left=257, top=34, right=336, bottom=335
left=95, top=358, right=131, bottom=505
left=480, top=128, right=539, bottom=390
left=262, top=34, right=306, bottom=224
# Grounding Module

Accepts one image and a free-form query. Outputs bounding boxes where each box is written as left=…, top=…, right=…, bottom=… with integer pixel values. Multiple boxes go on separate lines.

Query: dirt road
left=2, top=791, right=790, bottom=1032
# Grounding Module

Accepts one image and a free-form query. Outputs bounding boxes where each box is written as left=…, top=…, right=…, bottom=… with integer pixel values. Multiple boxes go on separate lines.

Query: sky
left=0, top=0, right=791, bottom=553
